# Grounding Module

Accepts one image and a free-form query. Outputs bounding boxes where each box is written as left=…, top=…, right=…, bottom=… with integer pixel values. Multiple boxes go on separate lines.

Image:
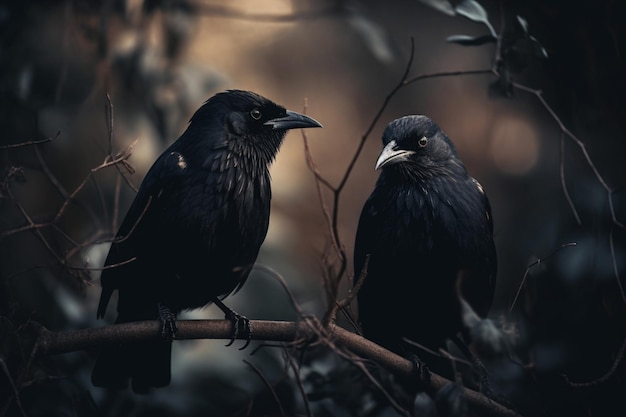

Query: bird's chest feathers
left=174, top=152, right=271, bottom=240
left=375, top=179, right=479, bottom=250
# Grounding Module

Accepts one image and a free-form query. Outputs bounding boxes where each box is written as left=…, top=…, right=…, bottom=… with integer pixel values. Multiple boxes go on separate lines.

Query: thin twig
left=105, top=93, right=114, bottom=156
left=7, top=191, right=62, bottom=263
left=243, top=359, right=287, bottom=417
left=112, top=195, right=152, bottom=244
left=335, top=254, right=369, bottom=312
left=0, top=357, right=28, bottom=417
left=327, top=255, right=369, bottom=329
left=403, top=68, right=495, bottom=87
left=112, top=172, right=122, bottom=232
left=559, top=131, right=582, bottom=224
left=252, top=264, right=307, bottom=319
left=64, top=256, right=136, bottom=271
left=283, top=349, right=313, bottom=417
left=33, top=144, right=101, bottom=228
left=513, top=82, right=625, bottom=230
left=509, top=242, right=577, bottom=312
left=53, top=140, right=137, bottom=223
left=302, top=132, right=338, bottom=250
left=609, top=227, right=626, bottom=305
left=563, top=334, right=626, bottom=387
left=349, top=353, right=412, bottom=417
left=0, top=131, right=60, bottom=149
left=300, top=99, right=345, bottom=316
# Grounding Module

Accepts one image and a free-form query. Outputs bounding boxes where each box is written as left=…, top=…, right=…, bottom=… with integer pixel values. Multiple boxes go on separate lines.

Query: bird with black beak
left=92, top=90, right=321, bottom=392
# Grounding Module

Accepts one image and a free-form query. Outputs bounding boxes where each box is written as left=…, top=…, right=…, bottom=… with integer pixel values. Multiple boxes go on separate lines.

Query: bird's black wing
left=97, top=148, right=189, bottom=319
left=461, top=177, right=497, bottom=317
left=353, top=189, right=385, bottom=336
left=354, top=194, right=379, bottom=287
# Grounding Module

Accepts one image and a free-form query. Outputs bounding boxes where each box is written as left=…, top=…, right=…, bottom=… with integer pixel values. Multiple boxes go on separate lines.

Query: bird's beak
left=264, top=110, right=322, bottom=130
left=375, top=140, right=416, bottom=170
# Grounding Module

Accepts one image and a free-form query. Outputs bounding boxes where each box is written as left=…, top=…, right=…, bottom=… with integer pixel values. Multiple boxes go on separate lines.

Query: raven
left=354, top=115, right=496, bottom=363
left=92, top=90, right=321, bottom=392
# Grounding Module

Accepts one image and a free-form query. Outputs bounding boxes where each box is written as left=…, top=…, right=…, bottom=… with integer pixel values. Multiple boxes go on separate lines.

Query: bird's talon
left=157, top=303, right=177, bottom=340
left=410, top=355, right=431, bottom=384
left=222, top=309, right=251, bottom=349
left=223, top=310, right=238, bottom=346
left=213, top=298, right=252, bottom=349
left=238, top=319, right=252, bottom=350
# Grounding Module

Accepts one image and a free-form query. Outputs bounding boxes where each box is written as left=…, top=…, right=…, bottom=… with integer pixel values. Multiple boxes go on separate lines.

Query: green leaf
left=446, top=34, right=497, bottom=46
left=516, top=15, right=529, bottom=34
left=455, top=0, right=496, bottom=37
left=530, top=35, right=549, bottom=58
left=418, top=0, right=456, bottom=16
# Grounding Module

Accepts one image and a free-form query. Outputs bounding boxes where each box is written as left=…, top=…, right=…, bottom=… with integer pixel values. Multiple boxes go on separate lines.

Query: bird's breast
left=183, top=168, right=269, bottom=235
left=375, top=179, right=488, bottom=252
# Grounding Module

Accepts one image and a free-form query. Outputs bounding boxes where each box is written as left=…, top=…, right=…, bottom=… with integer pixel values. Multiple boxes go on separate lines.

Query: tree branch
left=32, top=319, right=522, bottom=416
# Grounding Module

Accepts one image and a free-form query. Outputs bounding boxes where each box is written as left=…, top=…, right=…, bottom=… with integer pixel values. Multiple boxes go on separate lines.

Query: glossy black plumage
left=91, top=90, right=321, bottom=392
left=354, top=115, right=496, bottom=359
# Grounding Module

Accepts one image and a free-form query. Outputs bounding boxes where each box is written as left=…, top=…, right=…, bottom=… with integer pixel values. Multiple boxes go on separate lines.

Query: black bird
left=354, top=115, right=496, bottom=363
left=91, top=90, right=321, bottom=392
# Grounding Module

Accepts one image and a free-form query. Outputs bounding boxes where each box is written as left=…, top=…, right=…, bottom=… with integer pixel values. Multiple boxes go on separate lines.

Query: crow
left=91, top=90, right=322, bottom=392
left=354, top=115, right=496, bottom=367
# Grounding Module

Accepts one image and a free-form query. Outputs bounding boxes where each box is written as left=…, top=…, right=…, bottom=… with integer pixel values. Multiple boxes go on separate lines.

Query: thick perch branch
left=33, top=319, right=521, bottom=417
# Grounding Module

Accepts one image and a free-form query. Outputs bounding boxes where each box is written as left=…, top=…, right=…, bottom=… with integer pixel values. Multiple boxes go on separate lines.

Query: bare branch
left=0, top=357, right=28, bottom=417
left=243, top=359, right=288, bottom=417
left=283, top=349, right=313, bottom=417
left=335, top=254, right=369, bottom=312
left=609, top=227, right=626, bottom=305
left=403, top=68, right=494, bottom=87
left=1, top=221, right=51, bottom=239
left=64, top=256, right=136, bottom=271
left=348, top=353, right=412, bottom=417
left=512, top=82, right=625, bottom=230
left=32, top=320, right=522, bottom=416
left=105, top=93, right=114, bottom=156
left=327, top=255, right=369, bottom=330
left=559, top=131, right=582, bottom=224
left=53, top=139, right=138, bottom=223
left=252, top=264, right=307, bottom=319
left=0, top=131, right=60, bottom=149
left=509, top=242, right=577, bottom=312
left=4, top=191, right=62, bottom=264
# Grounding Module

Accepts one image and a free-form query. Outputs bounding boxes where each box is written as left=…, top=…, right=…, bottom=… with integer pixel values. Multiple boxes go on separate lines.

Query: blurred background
left=1, top=0, right=625, bottom=416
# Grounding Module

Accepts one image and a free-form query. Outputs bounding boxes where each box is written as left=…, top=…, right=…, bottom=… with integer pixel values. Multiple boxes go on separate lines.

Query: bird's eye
left=250, top=109, right=262, bottom=120
left=418, top=137, right=428, bottom=148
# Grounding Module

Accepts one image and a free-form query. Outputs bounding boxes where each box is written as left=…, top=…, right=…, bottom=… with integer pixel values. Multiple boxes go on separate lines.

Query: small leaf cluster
left=420, top=0, right=548, bottom=97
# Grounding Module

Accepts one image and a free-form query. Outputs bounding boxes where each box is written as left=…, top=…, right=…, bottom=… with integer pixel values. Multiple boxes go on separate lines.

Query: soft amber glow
left=489, top=117, right=540, bottom=175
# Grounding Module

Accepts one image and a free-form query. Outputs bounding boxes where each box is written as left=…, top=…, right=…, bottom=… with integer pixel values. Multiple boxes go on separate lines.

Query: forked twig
left=509, top=242, right=577, bottom=312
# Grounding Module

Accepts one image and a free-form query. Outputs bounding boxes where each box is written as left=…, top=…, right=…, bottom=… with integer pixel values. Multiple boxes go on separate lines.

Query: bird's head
left=220, top=90, right=321, bottom=132
left=376, top=115, right=463, bottom=178
left=189, top=90, right=321, bottom=158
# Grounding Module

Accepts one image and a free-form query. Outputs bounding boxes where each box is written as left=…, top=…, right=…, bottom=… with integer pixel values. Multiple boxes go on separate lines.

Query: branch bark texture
left=33, top=319, right=521, bottom=417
